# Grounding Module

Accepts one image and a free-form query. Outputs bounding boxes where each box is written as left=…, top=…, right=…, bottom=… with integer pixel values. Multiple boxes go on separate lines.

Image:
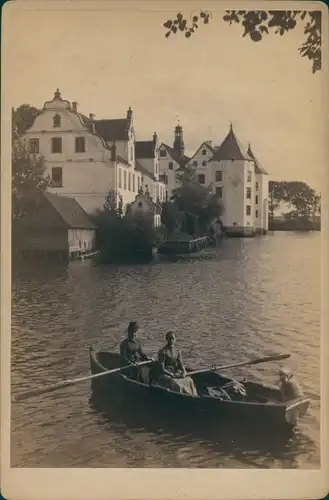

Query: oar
left=187, top=353, right=291, bottom=377
left=13, top=359, right=153, bottom=403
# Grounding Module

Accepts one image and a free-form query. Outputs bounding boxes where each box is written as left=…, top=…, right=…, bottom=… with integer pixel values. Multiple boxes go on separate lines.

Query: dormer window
left=53, top=114, right=61, bottom=128
left=160, top=150, right=166, bottom=158
left=202, top=149, right=207, bottom=155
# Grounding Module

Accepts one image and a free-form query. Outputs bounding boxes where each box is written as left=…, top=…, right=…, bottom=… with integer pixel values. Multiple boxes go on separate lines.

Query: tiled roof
left=247, top=145, right=269, bottom=175
left=94, top=118, right=130, bottom=142
left=161, top=143, right=190, bottom=167
left=135, top=141, right=155, bottom=159
left=44, top=193, right=96, bottom=229
left=211, top=125, right=252, bottom=162
left=135, top=160, right=156, bottom=181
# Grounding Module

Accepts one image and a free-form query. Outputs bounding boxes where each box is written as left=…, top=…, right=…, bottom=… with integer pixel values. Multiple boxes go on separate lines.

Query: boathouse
left=13, top=192, right=96, bottom=261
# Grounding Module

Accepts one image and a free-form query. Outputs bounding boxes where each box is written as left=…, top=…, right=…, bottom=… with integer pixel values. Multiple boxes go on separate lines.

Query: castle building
left=22, top=90, right=269, bottom=235
left=160, top=123, right=269, bottom=235
left=22, top=90, right=165, bottom=225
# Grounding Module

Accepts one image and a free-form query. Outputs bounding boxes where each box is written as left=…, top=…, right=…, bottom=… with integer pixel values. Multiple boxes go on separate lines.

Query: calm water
left=11, top=232, right=321, bottom=469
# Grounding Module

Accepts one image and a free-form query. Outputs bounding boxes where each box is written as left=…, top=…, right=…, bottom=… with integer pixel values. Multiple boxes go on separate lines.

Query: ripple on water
left=11, top=233, right=320, bottom=468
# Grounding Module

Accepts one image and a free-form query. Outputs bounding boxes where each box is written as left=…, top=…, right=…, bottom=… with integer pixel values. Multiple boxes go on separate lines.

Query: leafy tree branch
left=163, top=10, right=322, bottom=73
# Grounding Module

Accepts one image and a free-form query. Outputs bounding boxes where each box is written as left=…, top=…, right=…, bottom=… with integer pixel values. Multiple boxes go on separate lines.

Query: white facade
left=158, top=143, right=185, bottom=199
left=135, top=135, right=166, bottom=204
left=189, top=128, right=269, bottom=234
left=186, top=141, right=215, bottom=186
left=210, top=159, right=255, bottom=230
left=255, top=172, right=269, bottom=233
left=23, top=91, right=157, bottom=216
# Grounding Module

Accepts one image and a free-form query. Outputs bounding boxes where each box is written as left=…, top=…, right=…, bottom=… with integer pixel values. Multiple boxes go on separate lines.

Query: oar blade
left=14, top=380, right=72, bottom=402
left=248, top=353, right=291, bottom=366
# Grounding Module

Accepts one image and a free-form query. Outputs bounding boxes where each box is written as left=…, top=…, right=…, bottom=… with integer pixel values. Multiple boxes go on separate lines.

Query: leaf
left=179, top=20, right=187, bottom=31
left=192, top=15, right=199, bottom=22
left=165, top=31, right=171, bottom=38
left=250, top=30, right=262, bottom=41
left=185, top=31, right=192, bottom=38
left=259, top=25, right=269, bottom=34
left=172, top=26, right=177, bottom=33
left=163, top=20, right=172, bottom=29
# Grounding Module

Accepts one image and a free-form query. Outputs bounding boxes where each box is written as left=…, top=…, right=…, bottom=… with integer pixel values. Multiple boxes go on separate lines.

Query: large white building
left=23, top=90, right=166, bottom=223
left=159, top=123, right=269, bottom=235
left=22, top=90, right=269, bottom=235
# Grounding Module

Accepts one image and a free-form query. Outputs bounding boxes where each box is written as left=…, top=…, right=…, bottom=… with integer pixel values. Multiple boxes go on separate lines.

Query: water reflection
left=11, top=233, right=320, bottom=468
left=88, top=394, right=317, bottom=469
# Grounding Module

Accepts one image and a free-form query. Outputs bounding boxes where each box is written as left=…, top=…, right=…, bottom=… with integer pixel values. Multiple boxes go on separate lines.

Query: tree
left=12, top=105, right=49, bottom=221
left=102, top=189, right=123, bottom=216
left=171, top=179, right=224, bottom=235
left=12, top=104, right=40, bottom=136
left=12, top=138, right=50, bottom=220
left=176, top=165, right=196, bottom=186
left=161, top=200, right=182, bottom=234
left=268, top=180, right=285, bottom=220
left=163, top=10, right=322, bottom=73
left=282, top=181, right=319, bottom=221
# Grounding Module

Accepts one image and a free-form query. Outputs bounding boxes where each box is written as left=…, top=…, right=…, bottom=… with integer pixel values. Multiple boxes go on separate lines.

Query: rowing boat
left=89, top=348, right=310, bottom=430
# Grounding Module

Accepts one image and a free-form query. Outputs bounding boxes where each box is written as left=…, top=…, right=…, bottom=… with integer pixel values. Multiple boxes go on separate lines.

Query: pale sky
left=3, top=1, right=327, bottom=193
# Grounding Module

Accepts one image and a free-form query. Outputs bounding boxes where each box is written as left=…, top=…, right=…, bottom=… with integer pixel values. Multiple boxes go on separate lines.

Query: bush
left=92, top=207, right=156, bottom=264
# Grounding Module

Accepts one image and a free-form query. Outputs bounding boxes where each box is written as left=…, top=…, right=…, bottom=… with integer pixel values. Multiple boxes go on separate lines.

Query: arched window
left=53, top=114, right=61, bottom=128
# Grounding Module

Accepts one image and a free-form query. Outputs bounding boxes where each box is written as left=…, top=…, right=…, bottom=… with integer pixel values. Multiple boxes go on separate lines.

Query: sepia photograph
left=1, top=1, right=328, bottom=499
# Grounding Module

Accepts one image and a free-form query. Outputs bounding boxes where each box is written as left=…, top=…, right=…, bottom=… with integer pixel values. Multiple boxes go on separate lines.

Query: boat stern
left=285, top=397, right=311, bottom=426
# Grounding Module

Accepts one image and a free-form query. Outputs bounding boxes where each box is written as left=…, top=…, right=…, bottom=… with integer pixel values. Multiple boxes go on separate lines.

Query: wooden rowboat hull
left=89, top=349, right=310, bottom=431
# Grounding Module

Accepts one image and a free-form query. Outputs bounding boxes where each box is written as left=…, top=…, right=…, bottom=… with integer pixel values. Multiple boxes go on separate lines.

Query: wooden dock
left=157, top=236, right=210, bottom=256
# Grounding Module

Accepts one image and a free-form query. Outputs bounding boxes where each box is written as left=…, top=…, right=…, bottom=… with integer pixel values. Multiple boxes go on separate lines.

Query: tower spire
left=173, top=122, right=185, bottom=158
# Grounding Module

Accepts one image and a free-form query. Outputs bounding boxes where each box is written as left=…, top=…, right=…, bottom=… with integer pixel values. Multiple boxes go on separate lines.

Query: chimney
left=111, top=142, right=117, bottom=162
left=72, top=101, right=78, bottom=112
left=127, top=106, right=133, bottom=120
left=153, top=132, right=158, bottom=145
left=205, top=140, right=212, bottom=147
left=89, top=113, right=95, bottom=121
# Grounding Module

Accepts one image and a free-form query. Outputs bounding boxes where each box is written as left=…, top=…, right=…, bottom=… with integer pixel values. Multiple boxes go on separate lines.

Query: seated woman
left=120, top=321, right=152, bottom=383
left=278, top=367, right=303, bottom=401
left=156, top=331, right=198, bottom=397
